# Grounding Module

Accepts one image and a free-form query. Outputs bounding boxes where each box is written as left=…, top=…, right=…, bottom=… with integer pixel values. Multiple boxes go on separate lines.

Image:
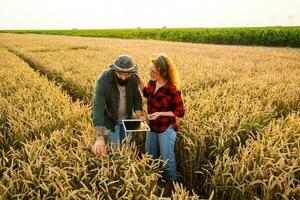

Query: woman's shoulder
left=166, top=82, right=179, bottom=91
left=165, top=82, right=182, bottom=98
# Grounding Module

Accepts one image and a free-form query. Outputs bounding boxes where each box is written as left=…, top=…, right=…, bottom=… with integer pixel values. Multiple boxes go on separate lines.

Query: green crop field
left=1, top=26, right=300, bottom=47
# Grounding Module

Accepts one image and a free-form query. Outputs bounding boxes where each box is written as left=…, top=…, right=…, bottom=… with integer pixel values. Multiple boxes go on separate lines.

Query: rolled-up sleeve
left=171, top=90, right=185, bottom=118
left=142, top=87, right=149, bottom=98
left=92, top=76, right=106, bottom=127
left=143, top=81, right=151, bottom=98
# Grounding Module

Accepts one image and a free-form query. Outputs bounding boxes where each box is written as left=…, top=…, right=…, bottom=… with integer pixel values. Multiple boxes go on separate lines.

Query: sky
left=0, top=0, right=299, bottom=30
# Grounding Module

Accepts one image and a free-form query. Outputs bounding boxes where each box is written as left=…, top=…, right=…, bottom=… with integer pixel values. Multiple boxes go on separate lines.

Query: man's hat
left=110, top=55, right=138, bottom=73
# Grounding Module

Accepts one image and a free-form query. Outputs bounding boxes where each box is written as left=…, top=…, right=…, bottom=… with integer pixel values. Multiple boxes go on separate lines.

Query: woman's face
left=149, top=64, right=161, bottom=81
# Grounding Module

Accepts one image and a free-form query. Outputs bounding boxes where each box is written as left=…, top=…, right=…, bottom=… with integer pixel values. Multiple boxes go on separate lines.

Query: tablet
left=122, top=119, right=150, bottom=132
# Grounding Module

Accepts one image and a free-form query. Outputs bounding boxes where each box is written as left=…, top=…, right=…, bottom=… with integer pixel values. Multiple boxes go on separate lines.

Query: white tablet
left=122, top=119, right=150, bottom=132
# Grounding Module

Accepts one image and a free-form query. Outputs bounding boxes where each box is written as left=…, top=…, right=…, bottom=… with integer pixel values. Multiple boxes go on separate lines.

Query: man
left=91, top=55, right=145, bottom=156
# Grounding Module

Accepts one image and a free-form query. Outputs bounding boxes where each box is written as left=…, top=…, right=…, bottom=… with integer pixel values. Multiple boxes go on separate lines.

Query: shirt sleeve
left=92, top=75, right=106, bottom=127
left=142, top=81, right=151, bottom=98
left=170, top=88, right=185, bottom=118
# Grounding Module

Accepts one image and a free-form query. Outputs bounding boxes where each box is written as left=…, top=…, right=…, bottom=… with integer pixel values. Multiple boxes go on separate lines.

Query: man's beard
left=116, top=75, right=129, bottom=86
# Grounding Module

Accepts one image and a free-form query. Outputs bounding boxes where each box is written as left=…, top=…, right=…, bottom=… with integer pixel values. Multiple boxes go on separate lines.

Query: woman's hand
left=148, top=112, right=161, bottom=120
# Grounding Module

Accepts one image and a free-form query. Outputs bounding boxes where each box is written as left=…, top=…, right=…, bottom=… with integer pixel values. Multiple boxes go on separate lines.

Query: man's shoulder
left=128, top=74, right=139, bottom=85
left=97, top=69, right=111, bottom=82
left=131, top=74, right=138, bottom=82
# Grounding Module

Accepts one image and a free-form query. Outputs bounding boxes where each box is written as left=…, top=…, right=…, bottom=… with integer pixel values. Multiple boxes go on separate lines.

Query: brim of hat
left=110, top=64, right=138, bottom=73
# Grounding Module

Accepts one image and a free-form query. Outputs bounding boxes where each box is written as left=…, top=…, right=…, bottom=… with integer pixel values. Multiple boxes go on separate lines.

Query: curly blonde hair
left=152, top=54, right=181, bottom=90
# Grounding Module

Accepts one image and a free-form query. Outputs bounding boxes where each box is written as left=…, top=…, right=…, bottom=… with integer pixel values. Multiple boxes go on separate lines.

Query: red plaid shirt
left=143, top=81, right=185, bottom=133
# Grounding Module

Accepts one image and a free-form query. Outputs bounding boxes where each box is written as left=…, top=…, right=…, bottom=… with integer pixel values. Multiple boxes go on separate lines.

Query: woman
left=136, top=54, right=185, bottom=195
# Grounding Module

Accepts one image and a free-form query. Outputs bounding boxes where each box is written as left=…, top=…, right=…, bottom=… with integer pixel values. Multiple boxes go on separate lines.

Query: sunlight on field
left=0, top=33, right=300, bottom=199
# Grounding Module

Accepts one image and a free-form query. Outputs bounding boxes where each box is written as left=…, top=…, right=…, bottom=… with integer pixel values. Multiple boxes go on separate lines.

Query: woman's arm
left=135, top=73, right=146, bottom=91
left=170, top=89, right=185, bottom=118
left=148, top=111, right=175, bottom=120
left=135, top=73, right=150, bottom=98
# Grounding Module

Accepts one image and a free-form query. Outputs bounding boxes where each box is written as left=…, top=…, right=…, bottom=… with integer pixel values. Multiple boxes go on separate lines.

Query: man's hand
left=137, top=114, right=146, bottom=121
left=135, top=110, right=146, bottom=121
left=92, top=136, right=106, bottom=156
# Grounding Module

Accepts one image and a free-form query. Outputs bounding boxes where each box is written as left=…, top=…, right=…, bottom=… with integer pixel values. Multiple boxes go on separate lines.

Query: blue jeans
left=146, top=125, right=177, bottom=181
left=106, top=121, right=131, bottom=143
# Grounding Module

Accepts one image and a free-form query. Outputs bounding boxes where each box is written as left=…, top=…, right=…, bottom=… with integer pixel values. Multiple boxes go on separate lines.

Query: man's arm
left=92, top=75, right=107, bottom=156
left=93, top=76, right=106, bottom=128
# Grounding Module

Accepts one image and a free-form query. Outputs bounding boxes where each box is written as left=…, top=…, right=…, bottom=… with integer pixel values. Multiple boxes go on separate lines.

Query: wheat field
left=0, top=33, right=300, bottom=199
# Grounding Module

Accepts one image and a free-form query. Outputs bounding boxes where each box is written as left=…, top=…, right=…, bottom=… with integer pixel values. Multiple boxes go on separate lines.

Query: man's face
left=115, top=71, right=131, bottom=85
